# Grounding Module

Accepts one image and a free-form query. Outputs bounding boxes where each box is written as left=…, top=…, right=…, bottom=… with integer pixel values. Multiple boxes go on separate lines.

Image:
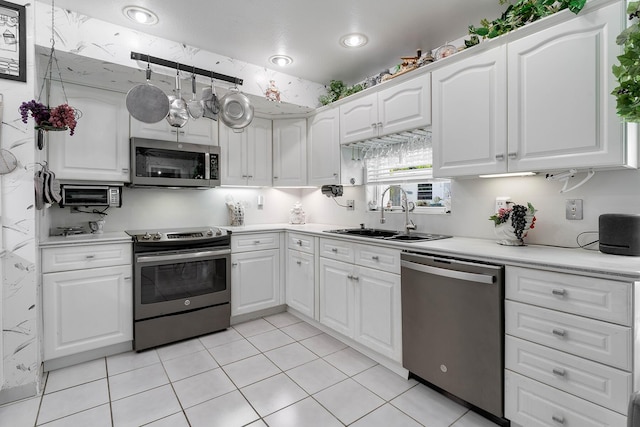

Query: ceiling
left=51, top=0, right=506, bottom=86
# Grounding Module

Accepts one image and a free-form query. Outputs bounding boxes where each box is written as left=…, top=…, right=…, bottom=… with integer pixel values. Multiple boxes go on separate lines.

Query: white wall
left=302, top=168, right=640, bottom=248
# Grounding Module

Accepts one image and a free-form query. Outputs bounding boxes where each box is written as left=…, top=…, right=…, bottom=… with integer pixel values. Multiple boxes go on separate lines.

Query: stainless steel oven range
left=126, top=227, right=231, bottom=351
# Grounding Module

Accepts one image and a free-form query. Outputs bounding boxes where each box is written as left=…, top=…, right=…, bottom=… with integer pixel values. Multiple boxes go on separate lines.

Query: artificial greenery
left=612, top=2, right=640, bottom=122
left=466, top=0, right=586, bottom=46
left=319, top=80, right=364, bottom=106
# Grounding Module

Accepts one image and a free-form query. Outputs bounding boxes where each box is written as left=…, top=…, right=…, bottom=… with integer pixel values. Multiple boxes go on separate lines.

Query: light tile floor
left=0, top=312, right=501, bottom=427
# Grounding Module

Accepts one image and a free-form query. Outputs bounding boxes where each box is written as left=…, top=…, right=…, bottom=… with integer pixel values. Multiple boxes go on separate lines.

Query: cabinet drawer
left=319, top=238, right=354, bottom=263
left=505, top=301, right=631, bottom=370
left=287, top=232, right=315, bottom=254
left=354, top=244, right=400, bottom=274
left=506, top=266, right=631, bottom=326
left=506, top=336, right=631, bottom=414
left=232, top=233, right=279, bottom=252
left=505, top=371, right=626, bottom=427
left=42, top=243, right=132, bottom=273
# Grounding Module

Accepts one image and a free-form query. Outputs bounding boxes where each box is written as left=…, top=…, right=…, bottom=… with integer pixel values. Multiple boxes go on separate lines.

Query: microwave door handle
left=205, top=152, right=211, bottom=181
left=136, top=249, right=231, bottom=264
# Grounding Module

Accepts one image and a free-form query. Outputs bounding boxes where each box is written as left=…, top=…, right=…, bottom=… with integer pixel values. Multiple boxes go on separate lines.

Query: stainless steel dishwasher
left=401, top=251, right=506, bottom=423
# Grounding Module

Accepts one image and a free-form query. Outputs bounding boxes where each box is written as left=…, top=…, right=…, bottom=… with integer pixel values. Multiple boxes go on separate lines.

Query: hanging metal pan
left=219, top=87, right=254, bottom=130
left=126, top=64, right=170, bottom=124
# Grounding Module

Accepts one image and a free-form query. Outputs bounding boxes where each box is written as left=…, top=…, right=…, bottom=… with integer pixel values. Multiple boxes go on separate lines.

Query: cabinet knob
left=242, top=175, right=248, bottom=178
left=333, top=173, right=338, bottom=177
left=495, top=154, right=505, bottom=161
left=254, top=240, right=261, bottom=244
left=85, top=255, right=95, bottom=259
left=331, top=248, right=338, bottom=252
left=352, top=276, right=359, bottom=281
left=248, top=175, right=253, bottom=179
left=377, top=122, right=382, bottom=128
left=296, top=260, right=302, bottom=265
left=552, top=367, right=566, bottom=377
left=508, top=152, right=518, bottom=159
left=371, top=256, right=379, bottom=261
left=232, top=262, right=238, bottom=267
left=552, top=328, right=566, bottom=338
left=371, top=123, right=377, bottom=129
left=347, top=274, right=353, bottom=280
left=124, top=276, right=131, bottom=280
left=551, top=415, right=565, bottom=424
left=552, top=289, right=567, bottom=297
left=273, top=176, right=279, bottom=179
left=296, top=240, right=302, bottom=245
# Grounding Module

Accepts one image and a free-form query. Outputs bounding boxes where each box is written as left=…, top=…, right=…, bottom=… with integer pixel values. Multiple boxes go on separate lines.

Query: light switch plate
left=566, top=199, right=583, bottom=220
left=347, top=200, right=355, bottom=210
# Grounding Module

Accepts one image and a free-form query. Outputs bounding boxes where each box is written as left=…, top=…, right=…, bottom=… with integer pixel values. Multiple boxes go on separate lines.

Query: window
left=366, top=181, right=451, bottom=214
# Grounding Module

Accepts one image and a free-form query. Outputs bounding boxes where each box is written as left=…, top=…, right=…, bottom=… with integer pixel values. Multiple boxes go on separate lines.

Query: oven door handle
left=136, top=249, right=231, bottom=264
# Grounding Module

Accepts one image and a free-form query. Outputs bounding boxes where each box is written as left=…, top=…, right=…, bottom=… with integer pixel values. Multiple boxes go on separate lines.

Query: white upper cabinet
left=339, top=72, right=431, bottom=144
left=433, top=45, right=508, bottom=177
left=507, top=1, right=629, bottom=172
left=273, top=118, right=307, bottom=186
left=307, top=108, right=340, bottom=186
left=48, top=82, right=130, bottom=182
left=130, top=115, right=218, bottom=146
left=219, top=118, right=272, bottom=186
left=433, top=1, right=632, bottom=177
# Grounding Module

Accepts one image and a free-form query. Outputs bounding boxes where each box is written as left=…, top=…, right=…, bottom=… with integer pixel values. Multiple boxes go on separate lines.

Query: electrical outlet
left=566, top=199, right=583, bottom=220
left=346, top=200, right=355, bottom=210
left=495, top=196, right=511, bottom=212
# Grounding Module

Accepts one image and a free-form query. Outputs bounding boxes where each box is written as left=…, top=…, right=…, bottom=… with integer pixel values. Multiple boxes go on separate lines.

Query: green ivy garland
left=612, top=2, right=640, bottom=122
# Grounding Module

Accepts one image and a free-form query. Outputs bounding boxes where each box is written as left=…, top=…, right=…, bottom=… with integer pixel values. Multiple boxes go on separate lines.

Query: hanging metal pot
left=219, top=87, right=254, bottom=130
left=166, top=72, right=189, bottom=128
left=186, top=73, right=204, bottom=119
left=125, top=64, right=170, bottom=124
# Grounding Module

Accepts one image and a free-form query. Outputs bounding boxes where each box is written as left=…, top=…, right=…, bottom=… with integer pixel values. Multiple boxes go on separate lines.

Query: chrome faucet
left=380, top=185, right=416, bottom=234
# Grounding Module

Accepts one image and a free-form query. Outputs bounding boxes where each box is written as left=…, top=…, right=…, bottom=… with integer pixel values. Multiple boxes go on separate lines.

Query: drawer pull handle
left=232, top=262, right=238, bottom=267
left=254, top=240, right=261, bottom=244
left=371, top=256, right=379, bottom=261
left=552, top=328, right=566, bottom=337
left=296, top=260, right=302, bottom=265
left=347, top=274, right=353, bottom=280
left=552, top=289, right=567, bottom=296
left=551, top=415, right=565, bottom=424
left=352, top=276, right=359, bottom=281
left=124, top=276, right=131, bottom=280
left=296, top=240, right=303, bottom=246
left=85, top=255, right=95, bottom=259
left=552, top=368, right=566, bottom=377
left=331, top=248, right=338, bottom=253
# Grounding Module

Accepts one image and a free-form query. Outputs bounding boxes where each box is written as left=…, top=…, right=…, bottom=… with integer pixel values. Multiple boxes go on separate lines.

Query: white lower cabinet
left=318, top=238, right=401, bottom=361
left=285, top=232, right=316, bottom=319
left=504, top=266, right=633, bottom=426
left=231, top=233, right=281, bottom=316
left=42, top=243, right=132, bottom=361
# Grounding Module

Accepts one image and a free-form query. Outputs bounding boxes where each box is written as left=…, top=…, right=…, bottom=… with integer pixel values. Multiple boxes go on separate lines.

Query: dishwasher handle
left=401, top=259, right=496, bottom=284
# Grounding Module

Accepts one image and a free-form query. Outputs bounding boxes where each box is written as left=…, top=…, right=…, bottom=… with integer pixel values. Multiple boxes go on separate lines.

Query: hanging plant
left=466, top=0, right=586, bottom=46
left=612, top=2, right=640, bottom=122
left=19, top=100, right=77, bottom=135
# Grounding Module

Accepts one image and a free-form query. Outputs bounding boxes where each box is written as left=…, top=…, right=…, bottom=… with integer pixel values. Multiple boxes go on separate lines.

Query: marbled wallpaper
left=33, top=2, right=327, bottom=109
left=0, top=1, right=39, bottom=403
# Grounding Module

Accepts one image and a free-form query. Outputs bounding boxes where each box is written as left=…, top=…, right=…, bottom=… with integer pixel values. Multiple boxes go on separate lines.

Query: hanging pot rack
left=130, top=52, right=243, bottom=86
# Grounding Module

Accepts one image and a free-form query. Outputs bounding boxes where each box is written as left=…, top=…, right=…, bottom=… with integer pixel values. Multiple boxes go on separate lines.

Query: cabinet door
left=286, top=249, right=315, bottom=318
left=273, top=118, right=307, bottom=186
left=432, top=45, right=508, bottom=177
left=43, top=265, right=132, bottom=360
left=353, top=266, right=401, bottom=361
left=319, top=257, right=354, bottom=337
left=231, top=249, right=280, bottom=316
left=507, top=2, right=626, bottom=171
left=247, top=117, right=273, bottom=186
left=377, top=72, right=431, bottom=136
left=307, top=109, right=340, bottom=186
left=48, top=82, right=130, bottom=182
left=219, top=122, right=248, bottom=185
left=339, top=92, right=378, bottom=144
left=131, top=116, right=217, bottom=146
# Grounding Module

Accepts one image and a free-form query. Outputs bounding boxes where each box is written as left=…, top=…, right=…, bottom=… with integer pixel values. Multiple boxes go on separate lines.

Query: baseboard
left=43, top=341, right=132, bottom=372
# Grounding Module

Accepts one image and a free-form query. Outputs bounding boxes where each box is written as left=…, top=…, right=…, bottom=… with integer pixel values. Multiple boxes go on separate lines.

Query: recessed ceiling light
left=123, top=6, right=159, bottom=25
left=340, top=33, right=368, bottom=48
left=269, top=55, right=293, bottom=67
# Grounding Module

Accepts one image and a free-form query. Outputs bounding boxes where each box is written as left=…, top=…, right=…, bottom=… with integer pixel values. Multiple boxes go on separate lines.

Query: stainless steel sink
left=324, top=229, right=451, bottom=242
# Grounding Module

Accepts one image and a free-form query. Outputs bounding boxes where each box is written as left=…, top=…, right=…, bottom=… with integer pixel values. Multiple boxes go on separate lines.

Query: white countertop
left=38, top=224, right=640, bottom=279
left=226, top=223, right=640, bottom=280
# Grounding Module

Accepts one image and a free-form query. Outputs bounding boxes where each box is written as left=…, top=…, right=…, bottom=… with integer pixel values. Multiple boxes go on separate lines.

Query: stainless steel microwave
left=60, top=185, right=122, bottom=208
left=129, top=138, right=221, bottom=188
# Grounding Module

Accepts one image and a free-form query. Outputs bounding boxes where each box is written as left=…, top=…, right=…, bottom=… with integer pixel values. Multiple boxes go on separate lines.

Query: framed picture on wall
left=0, top=1, right=25, bottom=82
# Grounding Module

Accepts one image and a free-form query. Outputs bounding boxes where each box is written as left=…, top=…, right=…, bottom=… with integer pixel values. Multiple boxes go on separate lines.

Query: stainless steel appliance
left=127, top=226, right=231, bottom=351
left=130, top=137, right=220, bottom=188
left=400, top=251, right=507, bottom=425
left=59, top=184, right=122, bottom=208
